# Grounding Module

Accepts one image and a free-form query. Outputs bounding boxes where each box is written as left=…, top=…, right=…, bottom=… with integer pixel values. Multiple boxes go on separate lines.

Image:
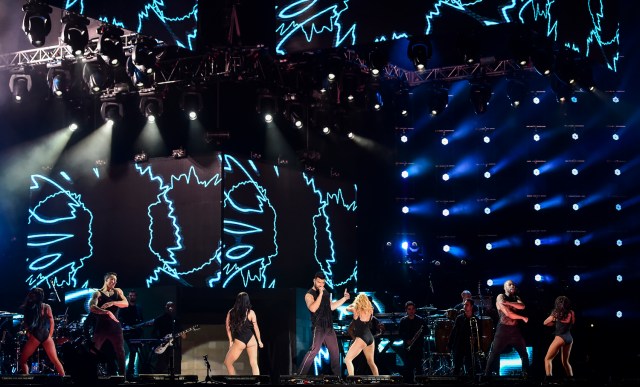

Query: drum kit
left=415, top=304, right=495, bottom=376
left=0, top=311, right=86, bottom=375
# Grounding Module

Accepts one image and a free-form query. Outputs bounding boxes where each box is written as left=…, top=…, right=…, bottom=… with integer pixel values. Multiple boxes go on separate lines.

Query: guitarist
left=151, top=301, right=185, bottom=375
left=120, top=290, right=145, bottom=379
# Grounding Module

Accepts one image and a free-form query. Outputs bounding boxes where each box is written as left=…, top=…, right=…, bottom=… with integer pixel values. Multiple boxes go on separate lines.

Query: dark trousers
left=125, top=342, right=141, bottom=377
left=401, top=346, right=423, bottom=383
left=453, top=344, right=473, bottom=375
left=93, top=331, right=126, bottom=377
left=297, top=326, right=341, bottom=376
left=484, top=324, right=528, bottom=375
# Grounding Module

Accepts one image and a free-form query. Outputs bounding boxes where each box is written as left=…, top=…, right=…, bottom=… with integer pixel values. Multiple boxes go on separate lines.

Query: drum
left=434, top=319, right=453, bottom=353
left=479, top=316, right=494, bottom=353
left=446, top=309, right=459, bottom=320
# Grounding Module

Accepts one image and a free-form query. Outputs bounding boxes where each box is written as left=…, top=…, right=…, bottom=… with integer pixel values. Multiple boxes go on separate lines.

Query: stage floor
left=0, top=374, right=638, bottom=386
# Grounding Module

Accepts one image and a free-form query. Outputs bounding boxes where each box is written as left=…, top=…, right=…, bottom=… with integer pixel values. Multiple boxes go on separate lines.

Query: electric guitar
left=153, top=325, right=199, bottom=354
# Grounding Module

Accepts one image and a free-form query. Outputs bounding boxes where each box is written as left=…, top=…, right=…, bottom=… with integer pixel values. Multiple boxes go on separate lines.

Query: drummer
left=451, top=290, right=478, bottom=317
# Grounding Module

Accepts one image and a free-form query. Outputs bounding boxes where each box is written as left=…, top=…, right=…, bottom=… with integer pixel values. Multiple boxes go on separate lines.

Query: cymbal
left=417, top=306, right=437, bottom=311
left=0, top=312, right=22, bottom=319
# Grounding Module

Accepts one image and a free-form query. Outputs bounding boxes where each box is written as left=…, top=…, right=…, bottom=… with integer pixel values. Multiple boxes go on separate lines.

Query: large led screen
left=26, top=154, right=358, bottom=290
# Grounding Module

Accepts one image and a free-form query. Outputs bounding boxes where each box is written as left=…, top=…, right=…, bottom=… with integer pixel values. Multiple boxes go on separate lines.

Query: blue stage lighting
left=442, top=209, right=449, bottom=217
left=442, top=173, right=450, bottom=181
left=616, top=240, right=622, bottom=246
left=534, top=239, right=541, bottom=246
left=616, top=275, right=623, bottom=282
left=400, top=135, right=408, bottom=143
left=402, top=206, right=409, bottom=214
left=484, top=171, right=491, bottom=179
left=534, top=203, right=541, bottom=211
left=574, top=239, right=581, bottom=246
left=483, top=136, right=490, bottom=143
left=534, top=274, right=542, bottom=282
left=484, top=207, right=491, bottom=214
left=401, top=170, right=409, bottom=179
left=572, top=169, right=579, bottom=176
left=401, top=241, right=408, bottom=250
left=486, top=243, right=492, bottom=250
left=614, top=168, right=621, bottom=176
left=573, top=275, right=580, bottom=282
left=616, top=311, right=622, bottom=318
left=612, top=133, right=619, bottom=141
left=487, top=279, right=493, bottom=286
left=615, top=204, right=621, bottom=211
left=443, top=245, right=450, bottom=252
left=441, top=137, right=449, bottom=145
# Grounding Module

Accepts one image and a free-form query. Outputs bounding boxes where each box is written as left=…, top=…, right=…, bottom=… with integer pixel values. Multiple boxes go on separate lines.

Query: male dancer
left=483, top=279, right=529, bottom=379
left=89, top=272, right=129, bottom=379
left=297, top=271, right=350, bottom=376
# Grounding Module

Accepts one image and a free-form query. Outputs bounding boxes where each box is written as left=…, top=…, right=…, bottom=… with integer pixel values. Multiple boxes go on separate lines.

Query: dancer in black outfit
left=18, top=287, right=65, bottom=375
left=344, top=293, right=379, bottom=376
left=297, top=271, right=350, bottom=376
left=89, top=272, right=129, bottom=379
left=223, top=292, right=264, bottom=375
left=543, top=296, right=575, bottom=380
left=483, top=279, right=529, bottom=378
left=398, top=301, right=426, bottom=383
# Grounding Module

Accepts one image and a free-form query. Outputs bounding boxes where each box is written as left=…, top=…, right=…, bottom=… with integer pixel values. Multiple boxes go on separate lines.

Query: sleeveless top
left=94, top=290, right=123, bottom=334
left=231, top=311, right=255, bottom=344
left=554, top=311, right=573, bottom=343
left=498, top=294, right=521, bottom=326
left=25, top=303, right=51, bottom=343
left=307, top=288, right=332, bottom=328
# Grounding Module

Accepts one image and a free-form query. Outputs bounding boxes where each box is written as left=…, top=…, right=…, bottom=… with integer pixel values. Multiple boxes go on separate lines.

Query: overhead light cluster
left=61, top=13, right=90, bottom=56
left=22, top=0, right=53, bottom=48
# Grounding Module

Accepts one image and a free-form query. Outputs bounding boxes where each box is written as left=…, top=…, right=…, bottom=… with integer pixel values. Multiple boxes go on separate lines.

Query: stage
left=0, top=374, right=638, bottom=386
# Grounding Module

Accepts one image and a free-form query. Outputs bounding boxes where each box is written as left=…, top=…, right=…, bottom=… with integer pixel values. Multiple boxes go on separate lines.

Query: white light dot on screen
left=443, top=245, right=450, bottom=252
left=533, top=96, right=540, bottom=104
left=484, top=171, right=491, bottom=179
left=615, top=204, right=621, bottom=211
left=534, top=274, right=542, bottom=282
left=486, top=279, right=493, bottom=286
left=572, top=203, right=580, bottom=211
left=572, top=133, right=579, bottom=140
left=534, top=203, right=541, bottom=211
left=484, top=207, right=491, bottom=215
left=402, top=206, right=409, bottom=214
left=573, top=274, right=580, bottom=282
left=442, top=209, right=450, bottom=217
left=401, top=170, right=409, bottom=179
left=401, top=109, right=408, bottom=116
left=614, top=168, right=621, bottom=176
left=616, top=239, right=622, bottom=247
left=400, top=135, right=408, bottom=143
left=485, top=243, right=492, bottom=251
left=616, top=275, right=623, bottom=282
left=534, top=238, right=541, bottom=246
left=571, top=168, right=578, bottom=176
left=401, top=241, right=408, bottom=250
left=612, top=133, right=619, bottom=141
left=616, top=311, right=622, bottom=319
left=574, top=239, right=581, bottom=246
left=442, top=173, right=450, bottom=181
left=533, top=168, right=540, bottom=176
left=612, top=96, right=619, bottom=103
left=441, top=137, right=449, bottom=145
left=483, top=136, right=490, bottom=144
left=533, top=133, right=540, bottom=141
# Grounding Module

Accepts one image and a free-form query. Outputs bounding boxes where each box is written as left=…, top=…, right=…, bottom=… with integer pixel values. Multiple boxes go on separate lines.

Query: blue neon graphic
left=27, top=174, right=94, bottom=289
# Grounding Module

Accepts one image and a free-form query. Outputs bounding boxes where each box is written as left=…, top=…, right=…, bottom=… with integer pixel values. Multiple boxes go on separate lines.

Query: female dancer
left=543, top=296, right=575, bottom=379
left=344, top=293, right=379, bottom=376
left=18, top=287, right=65, bottom=375
left=224, top=292, right=264, bottom=375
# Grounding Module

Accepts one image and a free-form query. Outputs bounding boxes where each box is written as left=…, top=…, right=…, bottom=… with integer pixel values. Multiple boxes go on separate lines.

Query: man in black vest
left=297, top=271, right=350, bottom=376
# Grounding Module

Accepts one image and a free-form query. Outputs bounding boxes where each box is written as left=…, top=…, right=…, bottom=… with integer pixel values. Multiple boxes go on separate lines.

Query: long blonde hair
left=352, top=293, right=374, bottom=314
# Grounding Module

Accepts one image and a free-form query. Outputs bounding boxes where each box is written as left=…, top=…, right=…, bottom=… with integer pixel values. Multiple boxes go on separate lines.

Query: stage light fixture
left=368, top=47, right=388, bottom=76
left=97, top=25, right=125, bottom=67
left=400, top=135, right=408, bottom=143
left=322, top=126, right=331, bottom=135
left=550, top=74, right=573, bottom=103
left=82, top=62, right=109, bottom=94
left=530, top=46, right=553, bottom=76
left=22, top=0, right=52, bottom=47
left=134, top=152, right=148, bottom=163
left=483, top=136, right=490, bottom=143
left=407, top=37, right=432, bottom=71
left=172, top=148, right=187, bottom=159
left=47, top=68, right=70, bottom=98
left=257, top=92, right=278, bottom=122
left=507, top=78, right=526, bottom=108
left=61, top=13, right=89, bottom=56
left=442, top=173, right=449, bottom=181
left=9, top=73, right=32, bottom=103
left=286, top=101, right=304, bottom=129
left=100, top=101, right=123, bottom=123
left=127, top=57, right=152, bottom=89
left=132, top=36, right=158, bottom=74
left=180, top=91, right=203, bottom=120
left=139, top=95, right=163, bottom=122
left=427, top=86, right=448, bottom=115
left=469, top=81, right=492, bottom=114
left=484, top=207, right=491, bottom=214
left=401, top=206, right=409, bottom=214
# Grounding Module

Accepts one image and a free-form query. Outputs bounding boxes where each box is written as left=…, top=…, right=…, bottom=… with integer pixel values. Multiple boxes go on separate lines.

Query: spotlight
left=427, top=86, right=448, bottom=115
left=134, top=151, right=148, bottom=163
left=401, top=170, right=409, bottom=178
left=441, top=137, right=448, bottom=145
left=172, top=148, right=186, bottom=159
left=180, top=91, right=203, bottom=120
left=347, top=132, right=355, bottom=139
left=550, top=74, right=573, bottom=103
left=132, top=36, right=158, bottom=74
left=61, top=13, right=89, bottom=56
left=407, top=36, right=432, bottom=71
left=400, top=135, right=408, bottom=143
left=9, top=73, right=32, bottom=103
left=82, top=62, right=109, bottom=94
left=139, top=95, right=163, bottom=122
left=369, top=46, right=388, bottom=75
left=484, top=207, right=491, bottom=214
left=100, top=101, right=123, bottom=123
left=257, top=92, right=278, bottom=122
left=322, top=126, right=331, bottom=135
left=286, top=101, right=304, bottom=129
left=402, top=206, right=409, bottom=214
left=469, top=81, right=492, bottom=114
left=47, top=68, right=70, bottom=97
left=22, top=0, right=52, bottom=47
left=127, top=56, right=152, bottom=89
left=97, top=24, right=125, bottom=67
left=507, top=78, right=526, bottom=108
